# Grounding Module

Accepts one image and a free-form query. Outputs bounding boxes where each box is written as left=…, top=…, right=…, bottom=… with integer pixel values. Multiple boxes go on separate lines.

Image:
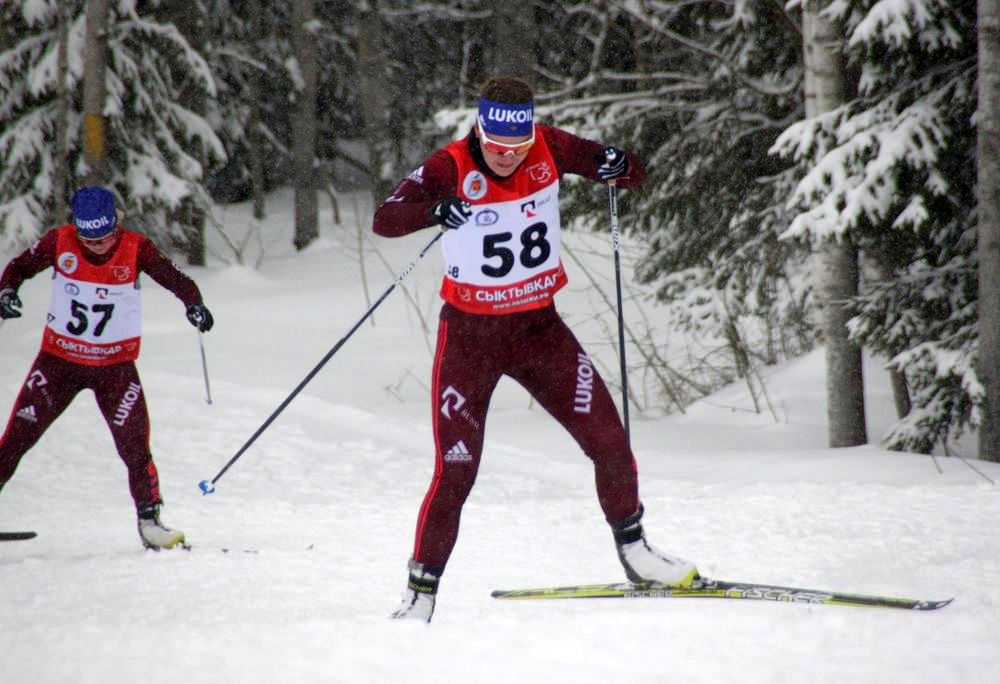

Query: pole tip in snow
left=199, top=480, right=216, bottom=495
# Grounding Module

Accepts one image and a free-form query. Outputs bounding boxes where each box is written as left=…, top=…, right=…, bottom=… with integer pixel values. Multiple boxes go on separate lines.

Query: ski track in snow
left=2, top=191, right=999, bottom=683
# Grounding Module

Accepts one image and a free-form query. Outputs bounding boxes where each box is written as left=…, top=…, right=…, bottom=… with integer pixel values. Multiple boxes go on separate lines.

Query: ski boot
left=612, top=506, right=699, bottom=587
left=137, top=502, right=185, bottom=550
left=391, top=559, right=442, bottom=623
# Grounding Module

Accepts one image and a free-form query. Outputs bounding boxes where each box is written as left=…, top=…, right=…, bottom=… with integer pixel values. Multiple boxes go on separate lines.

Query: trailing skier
left=0, top=186, right=214, bottom=549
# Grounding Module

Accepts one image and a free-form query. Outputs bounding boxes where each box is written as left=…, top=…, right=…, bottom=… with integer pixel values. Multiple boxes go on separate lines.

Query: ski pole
left=198, top=331, right=213, bottom=405
left=199, top=229, right=443, bottom=494
left=605, top=155, right=631, bottom=447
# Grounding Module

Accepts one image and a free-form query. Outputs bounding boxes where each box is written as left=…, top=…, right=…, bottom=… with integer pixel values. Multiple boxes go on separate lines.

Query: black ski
left=491, top=577, right=953, bottom=611
left=0, top=531, right=37, bottom=541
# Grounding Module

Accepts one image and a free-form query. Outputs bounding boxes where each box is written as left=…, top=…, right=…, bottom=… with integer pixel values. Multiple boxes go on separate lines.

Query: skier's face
left=478, top=125, right=534, bottom=177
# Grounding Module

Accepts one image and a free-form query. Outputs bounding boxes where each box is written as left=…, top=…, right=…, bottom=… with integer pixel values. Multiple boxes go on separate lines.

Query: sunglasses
left=477, top=119, right=535, bottom=156
left=80, top=230, right=117, bottom=248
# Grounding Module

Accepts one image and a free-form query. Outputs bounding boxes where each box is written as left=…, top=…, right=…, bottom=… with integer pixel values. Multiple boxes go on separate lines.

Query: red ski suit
left=373, top=125, right=647, bottom=569
left=0, top=226, right=203, bottom=507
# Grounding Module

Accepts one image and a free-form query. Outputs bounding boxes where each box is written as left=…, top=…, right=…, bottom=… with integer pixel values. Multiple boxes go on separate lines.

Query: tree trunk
left=816, top=241, right=867, bottom=446
left=601, top=9, right=638, bottom=90
left=866, top=251, right=913, bottom=422
left=978, top=0, right=1000, bottom=462
left=185, top=204, right=207, bottom=266
left=82, top=0, right=110, bottom=187
left=461, top=0, right=487, bottom=102
left=291, top=0, right=319, bottom=251
left=888, top=369, right=912, bottom=420
left=803, top=0, right=867, bottom=447
left=357, top=0, right=394, bottom=203
left=248, top=0, right=267, bottom=220
left=491, top=1, right=535, bottom=79
left=248, top=105, right=267, bottom=221
left=53, top=2, right=72, bottom=218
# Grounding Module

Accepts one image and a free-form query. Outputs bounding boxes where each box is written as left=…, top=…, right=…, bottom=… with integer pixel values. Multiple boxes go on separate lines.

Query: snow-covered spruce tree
left=773, top=0, right=977, bottom=453
left=540, top=1, right=813, bottom=401
left=0, top=0, right=224, bottom=253
left=0, top=1, right=70, bottom=249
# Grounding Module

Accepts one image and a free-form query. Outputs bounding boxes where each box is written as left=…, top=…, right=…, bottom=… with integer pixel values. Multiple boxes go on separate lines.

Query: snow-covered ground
left=2, top=190, right=998, bottom=684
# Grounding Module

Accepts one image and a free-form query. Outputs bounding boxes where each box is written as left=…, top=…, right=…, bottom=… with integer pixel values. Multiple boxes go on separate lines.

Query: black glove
left=0, top=288, right=22, bottom=319
left=431, top=197, right=472, bottom=230
left=596, top=146, right=630, bottom=181
left=186, top=303, right=214, bottom=332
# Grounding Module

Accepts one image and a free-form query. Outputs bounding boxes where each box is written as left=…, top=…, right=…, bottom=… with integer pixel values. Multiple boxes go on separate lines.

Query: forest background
left=1, top=0, right=998, bottom=462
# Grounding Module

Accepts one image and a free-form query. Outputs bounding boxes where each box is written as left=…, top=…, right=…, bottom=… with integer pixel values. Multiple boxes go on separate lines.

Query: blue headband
left=477, top=97, right=534, bottom=137
left=71, top=186, right=117, bottom=240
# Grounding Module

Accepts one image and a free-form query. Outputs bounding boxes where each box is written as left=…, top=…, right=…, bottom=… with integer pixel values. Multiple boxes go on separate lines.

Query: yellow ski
left=491, top=578, right=953, bottom=611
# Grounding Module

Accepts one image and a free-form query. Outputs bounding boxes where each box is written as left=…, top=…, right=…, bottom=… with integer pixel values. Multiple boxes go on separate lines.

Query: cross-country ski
left=0, top=531, right=36, bottom=541
left=491, top=578, right=954, bottom=611
left=176, top=543, right=259, bottom=554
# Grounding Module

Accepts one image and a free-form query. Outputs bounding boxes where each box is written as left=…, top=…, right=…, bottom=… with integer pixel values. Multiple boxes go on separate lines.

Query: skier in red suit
left=374, top=76, right=699, bottom=622
left=0, top=186, right=214, bottom=549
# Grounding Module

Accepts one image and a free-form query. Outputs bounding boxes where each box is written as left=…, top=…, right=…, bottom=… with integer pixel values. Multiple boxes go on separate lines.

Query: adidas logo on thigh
left=16, top=406, right=38, bottom=423
left=443, top=440, right=473, bottom=462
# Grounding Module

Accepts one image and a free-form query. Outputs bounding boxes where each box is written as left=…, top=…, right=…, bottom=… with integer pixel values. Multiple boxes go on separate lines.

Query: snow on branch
left=772, top=70, right=964, bottom=241
left=849, top=0, right=962, bottom=51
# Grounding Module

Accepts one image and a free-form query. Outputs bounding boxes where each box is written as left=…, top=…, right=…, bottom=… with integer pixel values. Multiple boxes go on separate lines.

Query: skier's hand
left=431, top=197, right=472, bottom=231
left=0, top=288, right=22, bottom=319
left=186, top=303, right=214, bottom=332
left=596, top=147, right=630, bottom=182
